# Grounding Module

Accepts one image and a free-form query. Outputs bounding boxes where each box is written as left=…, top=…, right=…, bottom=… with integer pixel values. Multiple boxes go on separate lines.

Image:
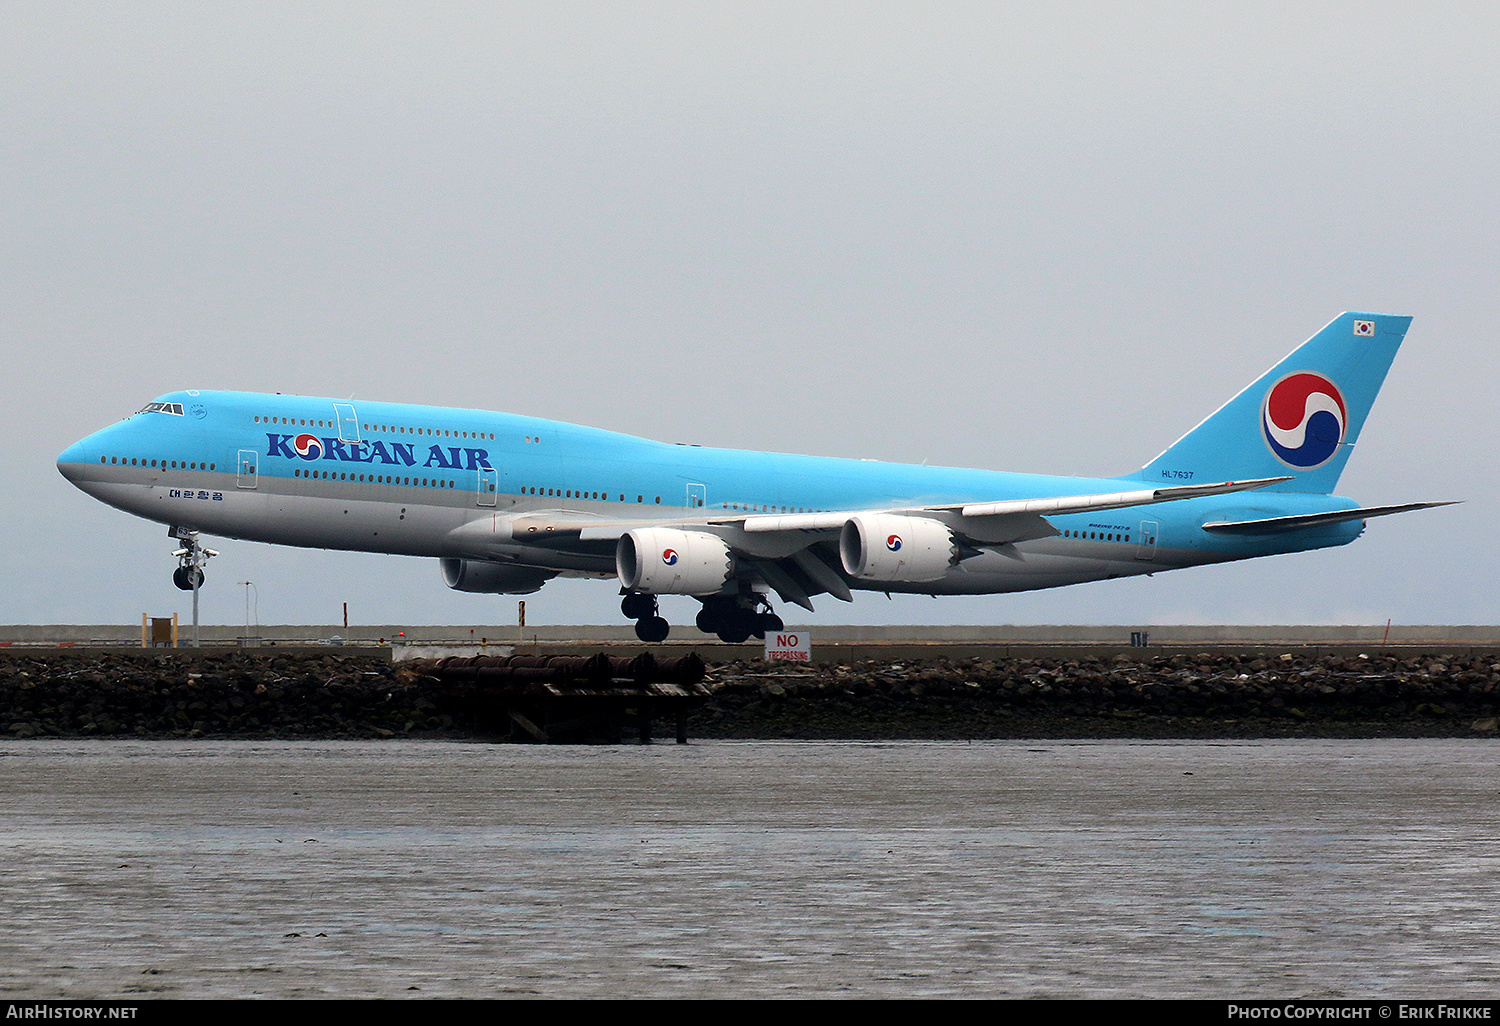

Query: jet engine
left=440, top=558, right=557, bottom=595
left=616, top=528, right=734, bottom=595
left=839, top=513, right=958, bottom=583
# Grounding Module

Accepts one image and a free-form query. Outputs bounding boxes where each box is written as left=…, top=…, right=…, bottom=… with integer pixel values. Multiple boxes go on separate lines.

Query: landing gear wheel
left=699, top=596, right=781, bottom=643
left=173, top=567, right=204, bottom=591
left=621, top=593, right=656, bottom=620
left=716, top=609, right=757, bottom=644
left=635, top=616, right=670, bottom=643
left=696, top=595, right=741, bottom=635
left=168, top=528, right=215, bottom=593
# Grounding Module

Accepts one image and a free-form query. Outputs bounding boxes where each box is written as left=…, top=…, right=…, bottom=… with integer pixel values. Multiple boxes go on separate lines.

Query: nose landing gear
left=168, top=527, right=218, bottom=649
left=170, top=528, right=217, bottom=591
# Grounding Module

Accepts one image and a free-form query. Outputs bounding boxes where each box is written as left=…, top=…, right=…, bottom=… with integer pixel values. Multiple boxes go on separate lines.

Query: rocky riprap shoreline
left=700, top=651, right=1500, bottom=739
left=1, top=652, right=423, bottom=739
left=0, top=649, right=1497, bottom=740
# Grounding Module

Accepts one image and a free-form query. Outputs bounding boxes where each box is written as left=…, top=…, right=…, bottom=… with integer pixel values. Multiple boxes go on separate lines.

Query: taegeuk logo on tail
left=1261, top=372, right=1347, bottom=469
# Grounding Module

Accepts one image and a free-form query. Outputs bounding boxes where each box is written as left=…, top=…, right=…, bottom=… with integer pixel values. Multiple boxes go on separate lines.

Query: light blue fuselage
left=57, top=388, right=1361, bottom=598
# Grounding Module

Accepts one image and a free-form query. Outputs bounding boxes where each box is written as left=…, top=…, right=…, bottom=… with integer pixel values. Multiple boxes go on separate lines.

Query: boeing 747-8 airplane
left=58, top=312, right=1451, bottom=642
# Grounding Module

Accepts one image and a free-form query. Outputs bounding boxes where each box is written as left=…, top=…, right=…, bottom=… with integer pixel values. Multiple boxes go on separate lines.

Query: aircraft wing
left=447, top=475, right=1298, bottom=611
left=484, top=475, right=1292, bottom=545
left=740, top=475, right=1293, bottom=532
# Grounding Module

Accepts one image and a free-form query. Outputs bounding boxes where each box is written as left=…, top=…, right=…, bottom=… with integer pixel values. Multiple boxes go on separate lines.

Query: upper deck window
left=138, top=402, right=184, bottom=416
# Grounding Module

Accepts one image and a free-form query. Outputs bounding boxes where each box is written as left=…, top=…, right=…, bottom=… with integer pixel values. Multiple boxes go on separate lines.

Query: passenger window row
left=721, top=503, right=820, bottom=513
left=101, top=456, right=216, bottom=471
left=521, top=487, right=661, bottom=504
left=1062, top=530, right=1133, bottom=543
left=293, top=469, right=455, bottom=488
left=364, top=423, right=496, bottom=441
left=253, top=415, right=496, bottom=441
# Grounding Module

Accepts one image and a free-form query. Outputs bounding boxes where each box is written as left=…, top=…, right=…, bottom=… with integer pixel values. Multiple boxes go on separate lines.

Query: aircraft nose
left=57, top=436, right=95, bottom=484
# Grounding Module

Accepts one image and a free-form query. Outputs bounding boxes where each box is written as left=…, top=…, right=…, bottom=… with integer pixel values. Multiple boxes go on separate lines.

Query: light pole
left=238, top=581, right=258, bottom=644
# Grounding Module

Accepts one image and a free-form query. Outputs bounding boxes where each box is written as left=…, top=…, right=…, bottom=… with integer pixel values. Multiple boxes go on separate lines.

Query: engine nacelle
left=839, top=514, right=957, bottom=583
left=617, top=528, right=734, bottom=595
left=440, top=558, right=557, bottom=595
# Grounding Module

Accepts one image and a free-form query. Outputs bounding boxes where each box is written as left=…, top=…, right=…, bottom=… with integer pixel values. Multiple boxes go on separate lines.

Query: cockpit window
left=138, top=402, right=185, bottom=416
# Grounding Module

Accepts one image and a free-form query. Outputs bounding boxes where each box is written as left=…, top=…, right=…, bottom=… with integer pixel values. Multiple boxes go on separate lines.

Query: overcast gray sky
left=4, top=2, right=1495, bottom=630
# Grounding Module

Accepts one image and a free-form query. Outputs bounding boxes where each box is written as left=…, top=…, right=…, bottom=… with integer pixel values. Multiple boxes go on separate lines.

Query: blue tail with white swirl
left=1133, top=312, right=1412, bottom=495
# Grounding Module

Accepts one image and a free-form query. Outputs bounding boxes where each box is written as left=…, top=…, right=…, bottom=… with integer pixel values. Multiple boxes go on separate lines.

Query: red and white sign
left=764, top=632, right=811, bottom=662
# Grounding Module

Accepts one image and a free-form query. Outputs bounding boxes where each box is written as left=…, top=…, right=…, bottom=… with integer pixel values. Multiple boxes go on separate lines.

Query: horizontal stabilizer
left=1202, top=501, right=1458, bottom=534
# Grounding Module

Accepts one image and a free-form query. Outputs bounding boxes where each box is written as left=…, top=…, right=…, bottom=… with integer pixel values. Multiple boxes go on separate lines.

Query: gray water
left=0, top=738, right=1496, bottom=999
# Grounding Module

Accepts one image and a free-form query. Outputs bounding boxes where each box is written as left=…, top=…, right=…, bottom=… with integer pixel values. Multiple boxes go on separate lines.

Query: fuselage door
left=237, top=449, right=258, bottom=490
left=333, top=404, right=360, bottom=444
left=477, top=466, right=498, bottom=507
left=1136, top=520, right=1159, bottom=560
left=687, top=483, right=706, bottom=510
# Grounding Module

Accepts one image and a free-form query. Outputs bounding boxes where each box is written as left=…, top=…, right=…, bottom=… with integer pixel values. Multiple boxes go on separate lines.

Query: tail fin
left=1133, top=312, right=1411, bottom=495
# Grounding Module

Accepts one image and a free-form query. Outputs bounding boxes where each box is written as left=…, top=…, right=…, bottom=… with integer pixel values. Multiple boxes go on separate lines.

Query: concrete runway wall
left=4, top=623, right=1499, bottom=646
left=7, top=624, right=1500, bottom=663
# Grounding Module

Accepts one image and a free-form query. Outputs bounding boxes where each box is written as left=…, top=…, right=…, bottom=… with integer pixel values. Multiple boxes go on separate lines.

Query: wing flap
left=741, top=512, right=851, bottom=534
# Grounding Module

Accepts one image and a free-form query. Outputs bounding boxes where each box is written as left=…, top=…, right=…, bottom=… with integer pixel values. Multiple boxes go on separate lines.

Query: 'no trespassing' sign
left=764, top=632, right=811, bottom=662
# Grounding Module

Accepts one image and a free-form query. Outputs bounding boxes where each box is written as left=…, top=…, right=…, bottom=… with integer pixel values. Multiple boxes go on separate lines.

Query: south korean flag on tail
left=1353, top=319, right=1375, bottom=336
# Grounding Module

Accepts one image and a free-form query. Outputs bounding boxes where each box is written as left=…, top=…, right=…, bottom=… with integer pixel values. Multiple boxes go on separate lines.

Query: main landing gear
left=622, top=593, right=671, bottom=643
left=620, top=591, right=784, bottom=645
left=695, top=594, right=782, bottom=644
